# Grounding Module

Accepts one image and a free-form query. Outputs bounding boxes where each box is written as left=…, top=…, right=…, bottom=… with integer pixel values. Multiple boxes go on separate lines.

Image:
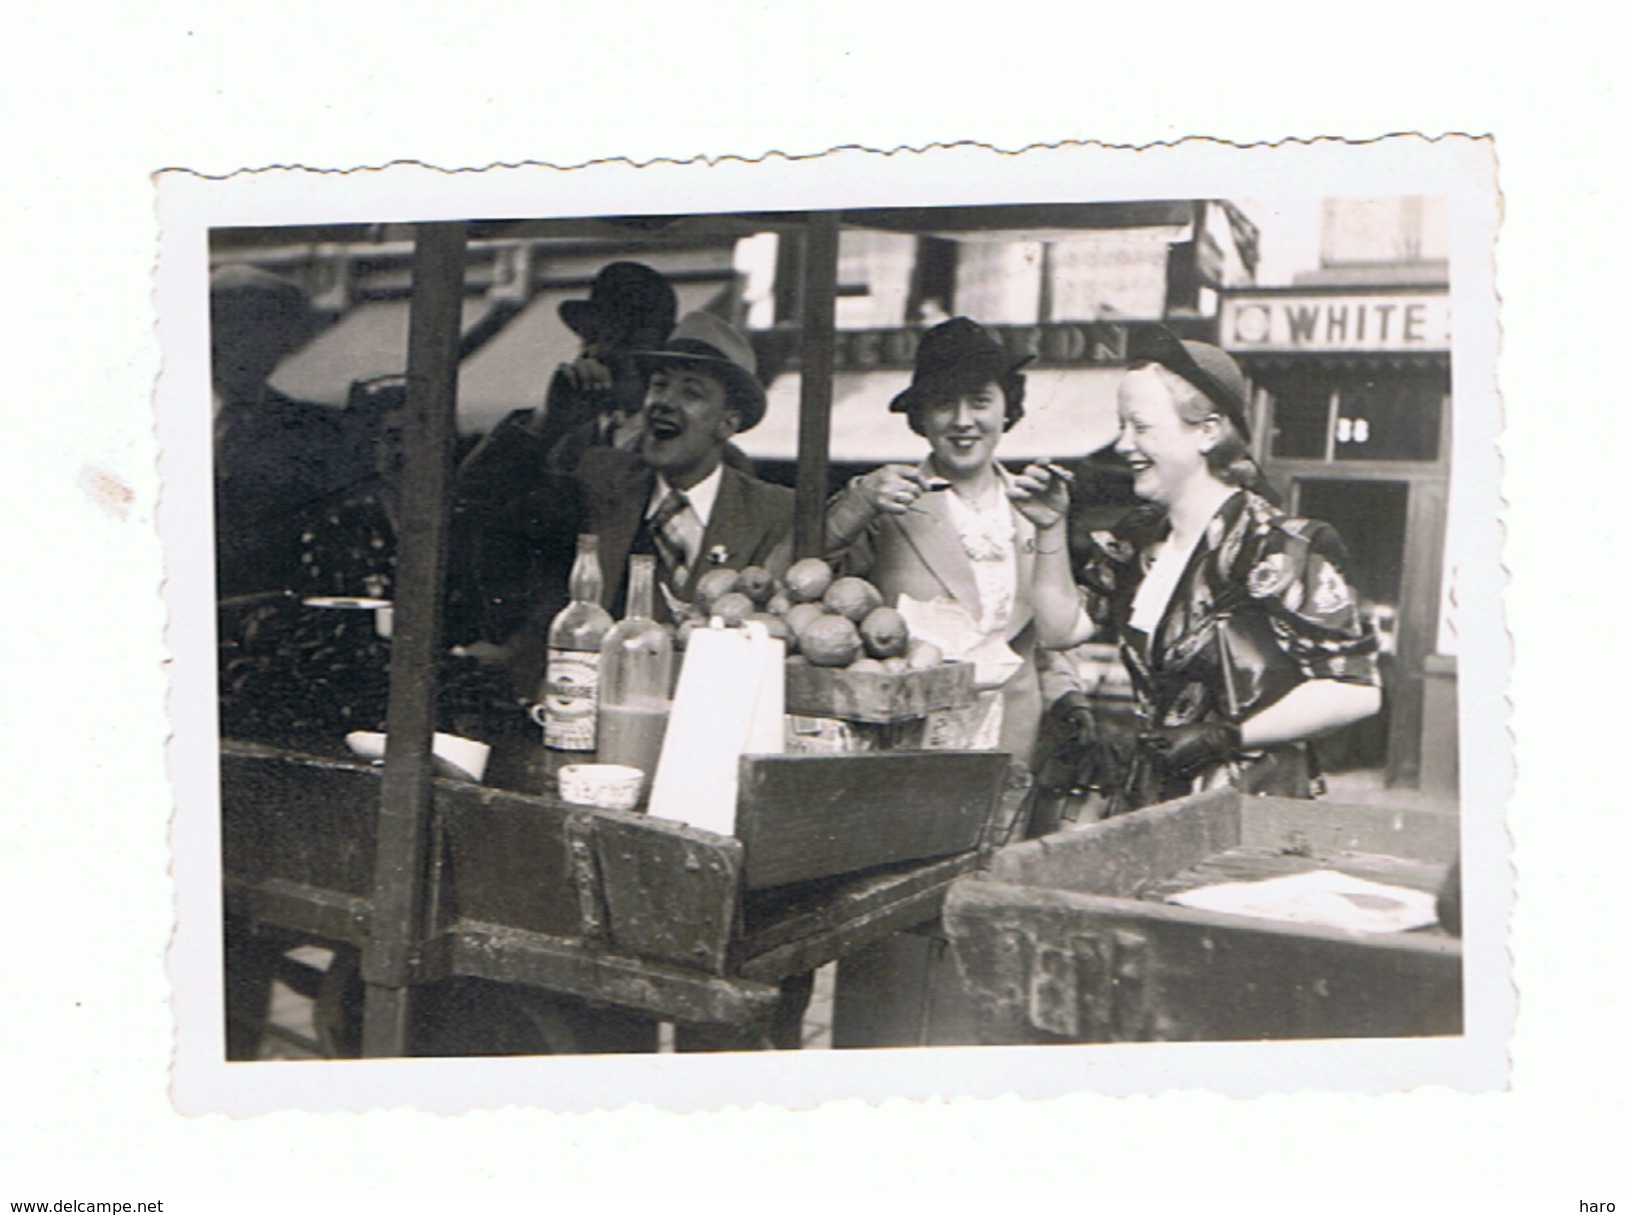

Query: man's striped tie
left=648, top=489, right=694, bottom=592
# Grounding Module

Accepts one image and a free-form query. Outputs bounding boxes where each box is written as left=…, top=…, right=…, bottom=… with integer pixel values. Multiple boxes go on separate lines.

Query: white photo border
left=161, top=137, right=1509, bottom=1115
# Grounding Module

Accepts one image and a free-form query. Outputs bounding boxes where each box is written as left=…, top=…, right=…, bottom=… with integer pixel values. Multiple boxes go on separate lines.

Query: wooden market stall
left=219, top=204, right=1461, bottom=1059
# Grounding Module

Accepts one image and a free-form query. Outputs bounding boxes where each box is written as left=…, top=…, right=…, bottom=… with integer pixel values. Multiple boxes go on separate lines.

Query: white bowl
left=343, top=730, right=491, bottom=782
left=557, top=763, right=645, bottom=811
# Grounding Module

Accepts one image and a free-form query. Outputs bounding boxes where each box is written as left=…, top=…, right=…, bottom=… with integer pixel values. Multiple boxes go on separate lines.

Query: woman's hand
left=1008, top=459, right=1073, bottom=531
left=854, top=464, right=931, bottom=516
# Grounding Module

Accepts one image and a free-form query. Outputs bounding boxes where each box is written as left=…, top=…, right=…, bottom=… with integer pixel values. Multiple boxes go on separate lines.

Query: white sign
left=1221, top=291, right=1450, bottom=353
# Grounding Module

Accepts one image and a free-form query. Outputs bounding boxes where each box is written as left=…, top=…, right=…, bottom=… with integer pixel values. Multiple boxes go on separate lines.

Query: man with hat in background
left=455, top=262, right=679, bottom=644
left=458, top=308, right=793, bottom=692
left=457, top=263, right=763, bottom=644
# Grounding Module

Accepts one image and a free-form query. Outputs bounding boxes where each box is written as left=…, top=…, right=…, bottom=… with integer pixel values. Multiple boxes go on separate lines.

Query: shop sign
left=1220, top=291, right=1450, bottom=353
left=779, top=321, right=1181, bottom=372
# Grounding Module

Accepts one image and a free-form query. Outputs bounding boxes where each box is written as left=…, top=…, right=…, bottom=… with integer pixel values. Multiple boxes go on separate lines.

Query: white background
left=2, top=2, right=1620, bottom=1209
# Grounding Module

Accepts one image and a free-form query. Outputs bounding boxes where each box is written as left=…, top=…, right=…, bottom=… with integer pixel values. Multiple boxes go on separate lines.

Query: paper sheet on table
left=1167, top=869, right=1439, bottom=934
left=896, top=593, right=1022, bottom=689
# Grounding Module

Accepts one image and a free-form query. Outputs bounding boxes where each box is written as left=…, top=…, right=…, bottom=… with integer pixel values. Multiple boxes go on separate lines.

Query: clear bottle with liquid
left=595, top=554, right=673, bottom=789
left=540, top=533, right=615, bottom=751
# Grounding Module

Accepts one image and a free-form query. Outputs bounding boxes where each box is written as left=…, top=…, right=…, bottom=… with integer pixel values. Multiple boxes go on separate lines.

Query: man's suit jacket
left=826, top=475, right=1044, bottom=761
left=576, top=447, right=796, bottom=620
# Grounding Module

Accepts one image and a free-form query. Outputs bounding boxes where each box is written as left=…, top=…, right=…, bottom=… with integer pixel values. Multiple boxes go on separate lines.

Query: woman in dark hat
left=824, top=317, right=1082, bottom=765
left=1038, top=325, right=1382, bottom=812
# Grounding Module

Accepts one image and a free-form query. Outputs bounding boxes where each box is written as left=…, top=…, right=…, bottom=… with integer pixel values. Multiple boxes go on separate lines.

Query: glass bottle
left=539, top=533, right=614, bottom=751
left=595, top=554, right=673, bottom=788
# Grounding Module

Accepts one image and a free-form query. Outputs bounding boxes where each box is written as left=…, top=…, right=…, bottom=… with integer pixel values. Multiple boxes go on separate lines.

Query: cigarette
left=1043, top=460, right=1076, bottom=486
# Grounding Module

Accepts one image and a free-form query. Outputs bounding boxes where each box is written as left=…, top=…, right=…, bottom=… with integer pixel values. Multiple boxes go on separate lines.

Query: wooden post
left=360, top=221, right=467, bottom=1058
left=793, top=210, right=840, bottom=560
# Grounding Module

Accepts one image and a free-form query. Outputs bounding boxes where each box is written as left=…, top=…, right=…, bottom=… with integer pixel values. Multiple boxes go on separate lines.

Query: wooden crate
left=784, top=659, right=974, bottom=723
left=941, top=788, right=1464, bottom=1044
left=220, top=740, right=1006, bottom=1042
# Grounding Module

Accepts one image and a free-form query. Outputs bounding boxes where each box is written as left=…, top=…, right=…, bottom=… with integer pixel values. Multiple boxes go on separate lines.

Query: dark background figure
left=211, top=264, right=369, bottom=600
left=218, top=379, right=511, bottom=750
left=455, top=262, right=681, bottom=647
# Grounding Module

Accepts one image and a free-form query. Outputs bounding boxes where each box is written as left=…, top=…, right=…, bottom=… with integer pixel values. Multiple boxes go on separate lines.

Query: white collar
left=648, top=462, right=725, bottom=528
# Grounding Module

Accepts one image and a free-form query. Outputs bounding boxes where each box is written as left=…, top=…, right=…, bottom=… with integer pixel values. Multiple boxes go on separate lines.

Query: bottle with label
left=595, top=554, right=674, bottom=789
left=540, top=533, right=614, bottom=751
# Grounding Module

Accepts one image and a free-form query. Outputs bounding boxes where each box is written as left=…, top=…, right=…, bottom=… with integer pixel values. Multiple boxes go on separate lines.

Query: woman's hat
left=559, top=262, right=678, bottom=346
left=633, top=311, right=768, bottom=431
left=1127, top=325, right=1251, bottom=442
left=888, top=317, right=1034, bottom=415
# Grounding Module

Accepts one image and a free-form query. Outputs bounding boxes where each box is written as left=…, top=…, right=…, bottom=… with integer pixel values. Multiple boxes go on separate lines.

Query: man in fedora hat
left=459, top=309, right=792, bottom=674
left=455, top=262, right=679, bottom=640
left=458, top=263, right=774, bottom=641
left=573, top=309, right=793, bottom=620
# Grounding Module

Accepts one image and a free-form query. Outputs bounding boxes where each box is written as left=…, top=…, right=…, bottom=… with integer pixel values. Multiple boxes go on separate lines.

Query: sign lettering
left=1221, top=291, right=1450, bottom=353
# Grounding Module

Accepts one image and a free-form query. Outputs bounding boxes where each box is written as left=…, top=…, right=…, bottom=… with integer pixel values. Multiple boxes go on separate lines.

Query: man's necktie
left=648, top=489, right=695, bottom=592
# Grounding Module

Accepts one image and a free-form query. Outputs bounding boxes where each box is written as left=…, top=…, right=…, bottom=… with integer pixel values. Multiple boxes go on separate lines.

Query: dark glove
left=1045, top=691, right=1097, bottom=742
left=1138, top=720, right=1243, bottom=780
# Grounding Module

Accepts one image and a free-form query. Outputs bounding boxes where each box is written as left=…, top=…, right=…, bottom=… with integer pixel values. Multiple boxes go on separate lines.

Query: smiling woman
left=823, top=317, right=1083, bottom=767
left=1046, top=325, right=1383, bottom=814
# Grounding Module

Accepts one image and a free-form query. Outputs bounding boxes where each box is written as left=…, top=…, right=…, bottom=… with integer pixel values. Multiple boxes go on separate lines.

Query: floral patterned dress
left=1077, top=489, right=1380, bottom=804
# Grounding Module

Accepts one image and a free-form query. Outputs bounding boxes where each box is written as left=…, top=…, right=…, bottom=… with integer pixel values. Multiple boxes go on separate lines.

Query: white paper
left=648, top=622, right=783, bottom=835
left=1168, top=869, right=1441, bottom=935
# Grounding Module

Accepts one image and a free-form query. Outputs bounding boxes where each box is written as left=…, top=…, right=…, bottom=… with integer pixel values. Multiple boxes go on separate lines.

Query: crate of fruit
left=678, top=560, right=980, bottom=725
left=784, top=657, right=975, bottom=723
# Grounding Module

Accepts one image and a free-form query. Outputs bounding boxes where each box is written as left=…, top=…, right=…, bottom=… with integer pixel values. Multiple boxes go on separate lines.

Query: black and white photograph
left=11, top=3, right=1623, bottom=1205
left=159, top=139, right=1506, bottom=1112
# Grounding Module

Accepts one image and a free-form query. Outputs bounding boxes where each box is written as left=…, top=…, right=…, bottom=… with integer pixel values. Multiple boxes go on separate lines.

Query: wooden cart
left=215, top=206, right=1393, bottom=1058
left=939, top=787, right=1462, bottom=1044
left=222, top=738, right=1009, bottom=1055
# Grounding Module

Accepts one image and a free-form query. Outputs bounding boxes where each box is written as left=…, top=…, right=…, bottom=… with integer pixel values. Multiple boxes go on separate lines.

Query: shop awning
left=269, top=299, right=495, bottom=408
left=455, top=281, right=729, bottom=433
left=734, top=366, right=1124, bottom=466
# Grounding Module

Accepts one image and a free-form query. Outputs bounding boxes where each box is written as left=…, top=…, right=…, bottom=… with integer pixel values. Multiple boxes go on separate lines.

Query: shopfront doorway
left=1290, top=477, right=1408, bottom=773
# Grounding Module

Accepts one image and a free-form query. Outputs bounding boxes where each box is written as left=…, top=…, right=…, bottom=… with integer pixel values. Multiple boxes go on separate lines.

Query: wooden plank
left=593, top=815, right=741, bottom=976
left=793, top=210, right=839, bottom=559
left=735, top=851, right=980, bottom=960
left=733, top=873, right=962, bottom=983
left=1136, top=846, right=1451, bottom=903
left=783, top=659, right=974, bottom=723
left=433, top=783, right=587, bottom=941
left=362, top=221, right=468, bottom=1058
left=220, top=746, right=381, bottom=897
left=734, top=751, right=1007, bottom=889
left=423, top=921, right=780, bottom=1028
left=986, top=787, right=1241, bottom=897
left=944, top=879, right=1463, bottom=1044
left=1239, top=796, right=1461, bottom=864
left=224, top=878, right=371, bottom=946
